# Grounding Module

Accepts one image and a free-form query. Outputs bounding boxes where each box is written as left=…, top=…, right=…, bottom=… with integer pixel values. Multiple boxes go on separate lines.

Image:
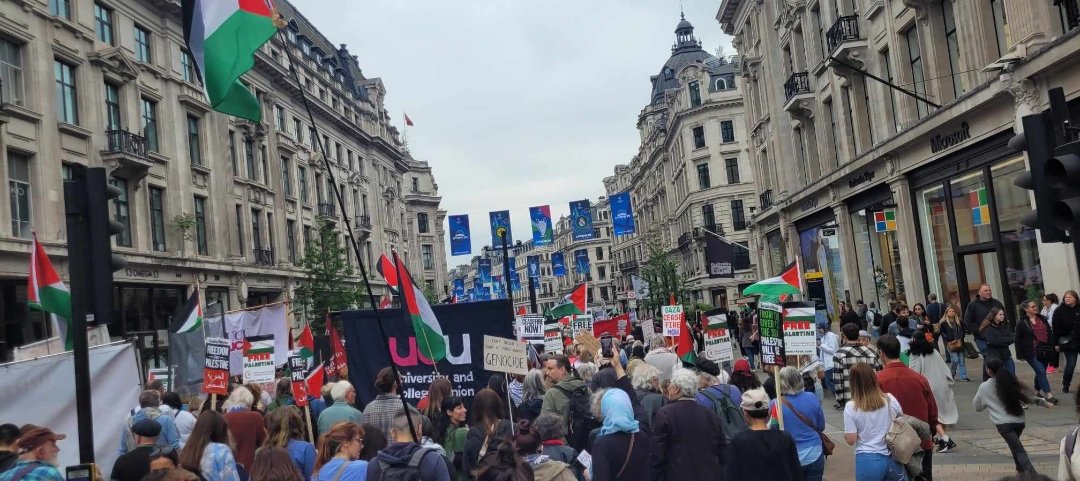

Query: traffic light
left=1010, top=113, right=1070, bottom=243
left=84, top=167, right=127, bottom=324
left=1047, top=142, right=1080, bottom=232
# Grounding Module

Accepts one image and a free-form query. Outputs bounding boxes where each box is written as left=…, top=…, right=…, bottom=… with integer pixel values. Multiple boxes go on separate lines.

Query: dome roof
left=650, top=15, right=716, bottom=105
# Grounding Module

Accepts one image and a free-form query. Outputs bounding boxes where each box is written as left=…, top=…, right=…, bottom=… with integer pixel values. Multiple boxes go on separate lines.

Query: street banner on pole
left=552, top=252, right=567, bottom=277
left=527, top=256, right=541, bottom=280
left=569, top=200, right=595, bottom=241
left=610, top=192, right=636, bottom=235
left=574, top=249, right=590, bottom=274
left=489, top=210, right=513, bottom=246
left=706, top=233, right=735, bottom=279
left=662, top=305, right=683, bottom=337
left=529, top=206, right=554, bottom=246
left=478, top=258, right=492, bottom=284
left=202, top=337, right=230, bottom=395
left=759, top=301, right=785, bottom=366
left=448, top=215, right=472, bottom=256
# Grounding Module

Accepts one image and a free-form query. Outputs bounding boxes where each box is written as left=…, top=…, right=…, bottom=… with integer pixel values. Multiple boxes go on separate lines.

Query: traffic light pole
left=527, top=273, right=538, bottom=314
left=63, top=170, right=94, bottom=464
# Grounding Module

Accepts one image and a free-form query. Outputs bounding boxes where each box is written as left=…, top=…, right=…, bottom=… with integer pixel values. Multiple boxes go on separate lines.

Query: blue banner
left=529, top=205, right=554, bottom=246
left=574, top=249, right=590, bottom=274
left=492, top=276, right=505, bottom=299
left=610, top=192, right=636, bottom=236
left=511, top=272, right=521, bottom=292
left=507, top=257, right=515, bottom=276
left=569, top=200, right=595, bottom=241
left=489, top=210, right=513, bottom=246
left=448, top=214, right=472, bottom=256
left=477, top=258, right=492, bottom=284
left=527, top=255, right=541, bottom=280
left=452, top=278, right=465, bottom=299
left=551, top=252, right=566, bottom=277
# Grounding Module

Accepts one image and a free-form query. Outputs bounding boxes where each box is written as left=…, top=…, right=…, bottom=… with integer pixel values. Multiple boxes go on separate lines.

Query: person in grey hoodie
left=366, top=406, right=451, bottom=481
left=973, top=358, right=1053, bottom=475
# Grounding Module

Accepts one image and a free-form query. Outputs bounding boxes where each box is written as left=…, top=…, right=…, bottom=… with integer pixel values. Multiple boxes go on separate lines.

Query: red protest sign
left=289, top=356, right=309, bottom=407
left=203, top=337, right=230, bottom=395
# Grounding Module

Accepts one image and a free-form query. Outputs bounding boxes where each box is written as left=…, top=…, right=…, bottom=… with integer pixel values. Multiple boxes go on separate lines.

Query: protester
left=179, top=411, right=242, bottom=481
left=267, top=379, right=296, bottom=412
left=249, top=447, right=303, bottom=481
left=1042, top=294, right=1061, bottom=374
left=907, top=334, right=958, bottom=453
left=121, top=390, right=182, bottom=454
left=739, top=314, right=759, bottom=370
left=1054, top=291, right=1080, bottom=393
left=0, top=427, right=65, bottom=481
left=1016, top=300, right=1059, bottom=405
left=464, top=388, right=514, bottom=476
left=939, top=305, right=970, bottom=382
left=973, top=358, right=1053, bottom=475
left=630, top=363, right=664, bottom=431
left=512, top=420, right=575, bottom=481
left=819, top=324, right=840, bottom=397
left=362, top=368, right=406, bottom=438
left=540, top=355, right=589, bottom=424
left=321, top=384, right=336, bottom=408
left=694, top=359, right=741, bottom=410
left=769, top=367, right=826, bottom=481
left=366, top=407, right=452, bottom=481
left=247, top=384, right=271, bottom=413
left=508, top=374, right=525, bottom=407
left=0, top=423, right=19, bottom=472
left=1057, top=390, right=1080, bottom=480
left=842, top=301, right=863, bottom=329
left=650, top=368, right=725, bottom=481
left=319, top=381, right=364, bottom=435
left=911, top=304, right=931, bottom=334
left=150, top=448, right=181, bottom=471
left=357, top=424, right=386, bottom=462
left=264, top=406, right=316, bottom=481
left=576, top=363, right=598, bottom=385
left=886, top=305, right=917, bottom=350
left=643, top=340, right=679, bottom=382
left=111, top=419, right=163, bottom=481
left=313, top=423, right=367, bottom=481
left=533, top=414, right=577, bottom=469
left=518, top=370, right=547, bottom=423
left=925, top=294, right=944, bottom=326
left=222, top=386, right=266, bottom=470
left=981, top=307, right=1016, bottom=377
left=841, top=363, right=907, bottom=481
left=163, top=393, right=197, bottom=449
left=432, top=397, right=468, bottom=481
left=730, top=359, right=761, bottom=394
left=418, top=377, right=453, bottom=420
left=469, top=443, right=530, bottom=481
left=590, top=388, right=649, bottom=481
left=965, top=284, right=1006, bottom=355
left=876, top=334, right=938, bottom=481
left=833, top=323, right=883, bottom=410
left=726, top=388, right=801, bottom=481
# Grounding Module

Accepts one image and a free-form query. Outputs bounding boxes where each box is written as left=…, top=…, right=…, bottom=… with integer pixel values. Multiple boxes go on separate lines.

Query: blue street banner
left=507, top=257, right=516, bottom=275
left=453, top=278, right=465, bottom=298
left=489, top=210, right=513, bottom=246
left=569, top=200, right=595, bottom=241
left=574, top=249, right=590, bottom=274
left=529, top=205, right=554, bottom=246
left=511, top=272, right=521, bottom=292
left=478, top=258, right=492, bottom=284
left=492, top=276, right=505, bottom=299
left=552, top=252, right=567, bottom=277
left=610, top=192, right=636, bottom=236
left=527, top=255, right=541, bottom=280
left=448, top=214, right=472, bottom=256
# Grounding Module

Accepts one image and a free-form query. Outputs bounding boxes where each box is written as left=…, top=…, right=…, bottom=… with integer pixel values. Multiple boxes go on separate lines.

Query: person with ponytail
left=263, top=406, right=316, bottom=481
left=973, top=358, right=1053, bottom=474
left=512, top=419, right=576, bottom=481
left=312, top=423, right=367, bottom=481
left=471, top=442, right=534, bottom=481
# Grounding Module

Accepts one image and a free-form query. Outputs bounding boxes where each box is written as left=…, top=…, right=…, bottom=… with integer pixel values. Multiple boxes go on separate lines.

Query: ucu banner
left=341, top=300, right=514, bottom=406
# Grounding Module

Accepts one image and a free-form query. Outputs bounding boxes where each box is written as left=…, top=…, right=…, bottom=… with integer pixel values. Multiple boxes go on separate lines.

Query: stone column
left=1003, top=0, right=1053, bottom=53
left=832, top=202, right=863, bottom=304
left=888, top=176, right=926, bottom=303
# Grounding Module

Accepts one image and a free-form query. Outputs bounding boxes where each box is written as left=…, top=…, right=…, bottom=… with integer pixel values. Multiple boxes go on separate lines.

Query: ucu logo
left=390, top=334, right=472, bottom=366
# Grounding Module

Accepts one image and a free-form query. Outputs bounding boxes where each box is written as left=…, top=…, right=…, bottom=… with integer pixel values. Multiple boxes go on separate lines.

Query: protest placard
left=758, top=302, right=785, bottom=366
left=518, top=315, right=545, bottom=341
left=202, top=337, right=230, bottom=395
left=242, top=334, right=276, bottom=383
left=544, top=323, right=564, bottom=354
left=288, top=355, right=309, bottom=407
left=782, top=321, right=817, bottom=356
left=662, top=305, right=683, bottom=337
left=569, top=314, right=593, bottom=336
left=147, top=368, right=170, bottom=391
left=483, top=335, right=529, bottom=376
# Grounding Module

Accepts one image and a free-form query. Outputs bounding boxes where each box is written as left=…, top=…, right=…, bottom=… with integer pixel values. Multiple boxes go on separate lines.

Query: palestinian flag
left=676, top=317, right=696, bottom=363
left=170, top=289, right=203, bottom=334
left=545, top=283, right=587, bottom=320
left=244, top=334, right=275, bottom=357
left=28, top=234, right=72, bottom=348
left=703, top=308, right=729, bottom=331
left=377, top=254, right=399, bottom=292
left=783, top=305, right=816, bottom=323
left=296, top=323, right=315, bottom=365
left=741, top=261, right=801, bottom=298
left=181, top=0, right=278, bottom=121
left=384, top=251, right=446, bottom=362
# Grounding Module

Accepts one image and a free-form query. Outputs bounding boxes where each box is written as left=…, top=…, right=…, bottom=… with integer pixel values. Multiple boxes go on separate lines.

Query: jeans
left=1024, top=355, right=1051, bottom=393
left=823, top=368, right=836, bottom=396
left=742, top=345, right=757, bottom=370
left=948, top=350, right=968, bottom=380
left=1064, top=350, right=1078, bottom=392
left=997, top=423, right=1036, bottom=473
left=854, top=452, right=908, bottom=481
left=802, top=453, right=825, bottom=481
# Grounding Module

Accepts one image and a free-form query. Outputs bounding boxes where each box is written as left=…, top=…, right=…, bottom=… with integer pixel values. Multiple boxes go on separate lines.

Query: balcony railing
left=677, top=232, right=692, bottom=248
left=784, top=72, right=811, bottom=101
left=105, top=129, right=148, bottom=158
left=253, top=249, right=274, bottom=266
left=317, top=202, right=336, bottom=218
left=357, top=214, right=372, bottom=230
left=619, top=260, right=639, bottom=272
left=827, top=16, right=861, bottom=53
left=760, top=190, right=774, bottom=210
left=703, top=223, right=724, bottom=237
left=733, top=221, right=747, bottom=231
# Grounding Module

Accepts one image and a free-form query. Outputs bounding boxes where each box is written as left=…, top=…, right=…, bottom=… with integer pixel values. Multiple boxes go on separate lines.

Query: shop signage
left=848, top=170, right=876, bottom=189
left=124, top=267, right=160, bottom=279
left=930, top=121, right=971, bottom=154
left=800, top=197, right=819, bottom=213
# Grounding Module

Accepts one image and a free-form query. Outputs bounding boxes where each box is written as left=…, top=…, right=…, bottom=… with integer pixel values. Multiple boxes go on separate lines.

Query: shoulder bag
left=884, top=398, right=921, bottom=464
left=615, top=433, right=636, bottom=479
left=781, top=398, right=834, bottom=456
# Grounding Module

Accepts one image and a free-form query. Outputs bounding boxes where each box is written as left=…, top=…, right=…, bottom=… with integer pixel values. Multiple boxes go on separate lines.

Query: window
left=733, top=241, right=750, bottom=269
left=412, top=177, right=419, bottom=192
left=111, top=178, right=131, bottom=247
left=991, top=0, right=1012, bottom=57
left=286, top=220, right=297, bottom=263
left=235, top=205, right=244, bottom=252
left=104, top=83, right=121, bottom=130
left=140, top=97, right=158, bottom=152
left=8, top=153, right=31, bottom=239
left=825, top=98, right=840, bottom=168
left=692, top=126, right=706, bottom=149
left=281, top=157, right=292, bottom=196
left=701, top=204, right=716, bottom=230
left=940, top=2, right=962, bottom=99
left=725, top=158, right=740, bottom=184
left=228, top=131, right=239, bottom=176
left=194, top=196, right=208, bottom=255
left=259, top=144, right=268, bottom=184
left=294, top=118, right=303, bottom=141
left=315, top=173, right=324, bottom=202
left=688, top=81, right=701, bottom=107
left=49, top=0, right=70, bottom=19
left=303, top=225, right=312, bottom=247
left=272, top=105, right=285, bottom=131
left=417, top=213, right=429, bottom=234
left=731, top=200, right=746, bottom=230
left=309, top=127, right=317, bottom=149
left=94, top=3, right=113, bottom=45
left=187, top=115, right=202, bottom=166
left=54, top=61, right=78, bottom=124
left=881, top=48, right=898, bottom=134
left=347, top=150, right=354, bottom=170
left=244, top=138, right=256, bottom=180
left=592, top=247, right=602, bottom=260
left=422, top=244, right=434, bottom=270
left=149, top=187, right=166, bottom=251
left=181, top=49, right=196, bottom=83
left=721, top=120, right=735, bottom=143
left=905, top=26, right=928, bottom=118
left=0, top=40, right=23, bottom=106
left=298, top=166, right=308, bottom=202
left=813, top=6, right=826, bottom=60
left=598, top=266, right=607, bottom=281
left=267, top=213, right=275, bottom=255
left=843, top=85, right=858, bottom=155
left=251, top=209, right=262, bottom=250
left=134, top=26, right=152, bottom=63
left=696, top=162, right=711, bottom=189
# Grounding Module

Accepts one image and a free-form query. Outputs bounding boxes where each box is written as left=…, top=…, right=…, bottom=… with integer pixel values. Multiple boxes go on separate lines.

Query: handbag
left=782, top=398, right=835, bottom=456
left=947, top=339, right=964, bottom=352
left=884, top=400, right=921, bottom=464
left=614, top=433, right=635, bottom=479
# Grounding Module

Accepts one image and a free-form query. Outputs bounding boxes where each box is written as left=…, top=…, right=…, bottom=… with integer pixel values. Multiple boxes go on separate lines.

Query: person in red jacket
left=875, top=335, right=939, bottom=481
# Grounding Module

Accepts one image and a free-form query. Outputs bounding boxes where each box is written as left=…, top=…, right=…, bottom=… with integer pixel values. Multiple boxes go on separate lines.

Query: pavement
left=815, top=354, right=1077, bottom=481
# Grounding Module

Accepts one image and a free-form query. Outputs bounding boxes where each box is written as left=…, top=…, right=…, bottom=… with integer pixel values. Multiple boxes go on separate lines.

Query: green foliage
left=638, top=233, right=687, bottom=317
left=420, top=281, right=440, bottom=305
left=294, top=221, right=362, bottom=332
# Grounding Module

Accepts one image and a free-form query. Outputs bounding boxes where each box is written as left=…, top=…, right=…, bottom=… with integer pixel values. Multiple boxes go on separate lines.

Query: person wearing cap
left=724, top=389, right=801, bottom=481
left=0, top=427, right=65, bottom=481
left=729, top=359, right=761, bottom=395
left=111, top=419, right=162, bottom=481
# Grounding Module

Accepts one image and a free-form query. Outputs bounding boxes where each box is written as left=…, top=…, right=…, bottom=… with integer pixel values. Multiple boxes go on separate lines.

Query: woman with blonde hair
left=939, top=304, right=969, bottom=382
left=313, top=423, right=367, bottom=481
left=842, top=363, right=907, bottom=481
left=263, top=406, right=316, bottom=481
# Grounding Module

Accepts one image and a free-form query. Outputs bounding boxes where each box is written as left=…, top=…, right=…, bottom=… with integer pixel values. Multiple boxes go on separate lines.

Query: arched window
left=715, top=78, right=728, bottom=90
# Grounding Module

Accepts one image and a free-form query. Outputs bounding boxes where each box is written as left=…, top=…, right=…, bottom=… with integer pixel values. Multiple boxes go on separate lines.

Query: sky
left=300, top=0, right=734, bottom=268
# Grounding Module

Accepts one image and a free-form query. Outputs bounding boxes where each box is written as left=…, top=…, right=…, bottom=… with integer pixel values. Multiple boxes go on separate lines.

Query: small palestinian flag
left=170, top=289, right=203, bottom=334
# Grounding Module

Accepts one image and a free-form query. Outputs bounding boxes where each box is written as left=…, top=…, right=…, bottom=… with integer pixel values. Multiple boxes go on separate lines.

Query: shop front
left=795, top=207, right=845, bottom=324
left=911, top=132, right=1043, bottom=319
left=847, top=185, right=906, bottom=310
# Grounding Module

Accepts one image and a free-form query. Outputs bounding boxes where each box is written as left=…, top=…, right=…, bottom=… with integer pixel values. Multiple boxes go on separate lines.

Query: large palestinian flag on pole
left=545, top=283, right=587, bottom=320
left=742, top=261, right=802, bottom=299
left=170, top=290, right=203, bottom=334
left=181, top=0, right=278, bottom=121
left=28, top=234, right=72, bottom=348
left=388, top=251, right=447, bottom=362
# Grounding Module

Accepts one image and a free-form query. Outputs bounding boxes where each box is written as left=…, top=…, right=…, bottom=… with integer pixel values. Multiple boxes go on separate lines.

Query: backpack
left=870, top=310, right=882, bottom=327
left=379, top=448, right=433, bottom=481
left=699, top=386, right=748, bottom=444
left=553, top=384, right=601, bottom=451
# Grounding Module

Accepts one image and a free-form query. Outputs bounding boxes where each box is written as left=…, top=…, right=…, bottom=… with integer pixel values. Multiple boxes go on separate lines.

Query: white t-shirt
left=843, top=393, right=903, bottom=455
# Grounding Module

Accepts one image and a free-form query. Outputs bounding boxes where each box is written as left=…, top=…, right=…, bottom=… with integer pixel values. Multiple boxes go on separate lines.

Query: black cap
left=132, top=419, right=162, bottom=437
left=694, top=358, right=721, bottom=377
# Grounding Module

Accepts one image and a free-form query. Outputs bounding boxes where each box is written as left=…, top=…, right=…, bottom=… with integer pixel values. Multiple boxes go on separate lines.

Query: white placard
left=483, top=335, right=529, bottom=375
left=704, top=329, right=734, bottom=362
left=783, top=321, right=817, bottom=356
left=518, top=315, right=545, bottom=340
left=544, top=323, right=564, bottom=354
left=662, top=305, right=683, bottom=337
left=576, top=450, right=593, bottom=473
left=570, top=314, right=593, bottom=336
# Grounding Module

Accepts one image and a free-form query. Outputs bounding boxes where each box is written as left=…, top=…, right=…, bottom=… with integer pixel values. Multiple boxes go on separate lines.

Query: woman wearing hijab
left=590, top=389, right=650, bottom=481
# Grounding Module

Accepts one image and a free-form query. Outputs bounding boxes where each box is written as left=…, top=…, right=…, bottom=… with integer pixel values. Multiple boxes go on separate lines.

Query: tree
left=294, top=220, right=362, bottom=332
left=638, top=232, right=688, bottom=317
left=420, top=281, right=440, bottom=305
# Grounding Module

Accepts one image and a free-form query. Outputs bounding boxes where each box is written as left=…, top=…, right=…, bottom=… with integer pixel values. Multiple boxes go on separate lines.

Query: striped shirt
left=832, top=343, right=883, bottom=405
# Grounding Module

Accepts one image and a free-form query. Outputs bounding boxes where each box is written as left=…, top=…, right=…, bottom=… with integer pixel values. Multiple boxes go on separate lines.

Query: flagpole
left=389, top=250, right=420, bottom=441
left=196, top=278, right=205, bottom=338
left=392, top=250, right=439, bottom=377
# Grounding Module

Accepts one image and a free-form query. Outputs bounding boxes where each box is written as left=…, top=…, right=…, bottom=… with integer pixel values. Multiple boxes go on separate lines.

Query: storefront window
left=850, top=207, right=906, bottom=309
left=992, top=157, right=1044, bottom=312
left=766, top=229, right=785, bottom=275
left=917, top=184, right=960, bottom=306
left=951, top=171, right=994, bottom=245
left=798, top=223, right=845, bottom=323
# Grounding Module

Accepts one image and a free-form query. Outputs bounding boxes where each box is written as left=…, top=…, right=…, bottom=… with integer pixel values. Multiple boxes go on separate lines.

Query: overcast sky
left=301, top=1, right=733, bottom=267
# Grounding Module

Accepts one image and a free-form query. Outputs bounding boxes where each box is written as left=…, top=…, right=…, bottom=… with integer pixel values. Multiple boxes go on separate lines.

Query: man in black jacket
left=963, top=284, right=1005, bottom=354
left=111, top=419, right=161, bottom=481
left=651, top=368, right=725, bottom=481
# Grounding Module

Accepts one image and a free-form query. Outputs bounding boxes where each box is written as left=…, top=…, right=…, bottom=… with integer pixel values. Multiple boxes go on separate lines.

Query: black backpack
left=379, top=448, right=433, bottom=481
left=699, top=386, right=748, bottom=444
left=554, top=384, right=601, bottom=451
left=870, top=310, right=883, bottom=327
